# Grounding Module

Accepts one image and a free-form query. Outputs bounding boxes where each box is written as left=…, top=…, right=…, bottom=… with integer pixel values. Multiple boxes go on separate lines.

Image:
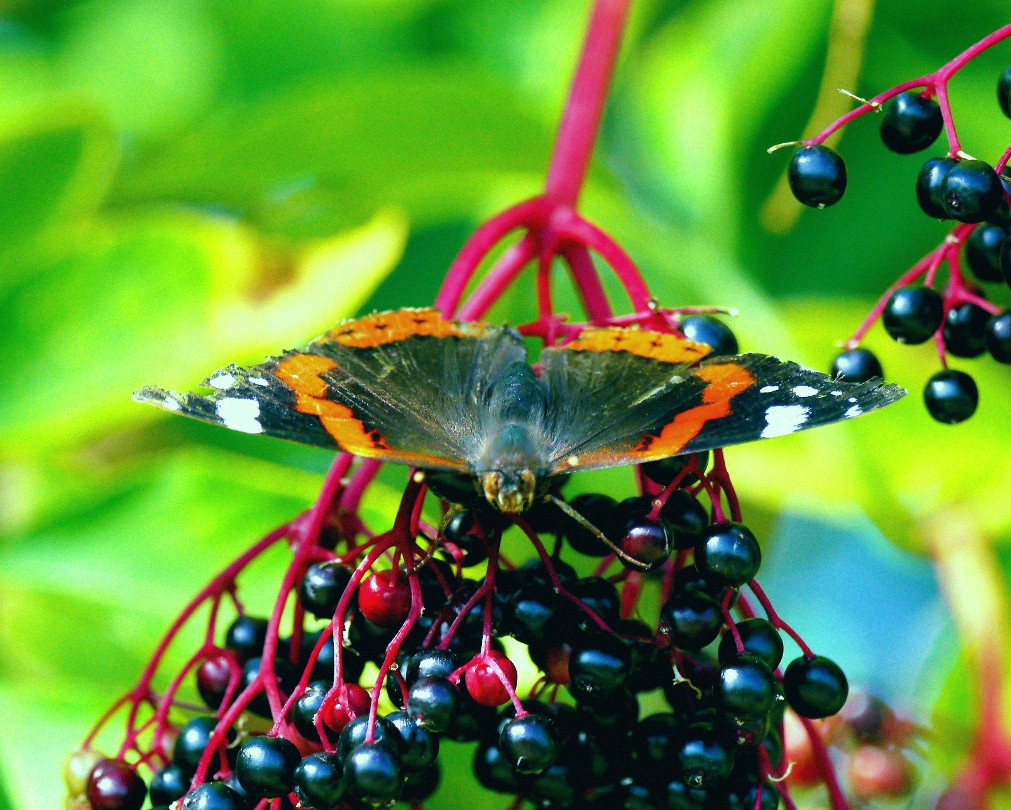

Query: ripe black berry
left=916, top=157, right=957, bottom=218
left=788, top=144, right=847, bottom=208
left=558, top=493, right=622, bottom=557
left=399, top=763, right=440, bottom=803
left=290, top=680, right=328, bottom=740
left=473, top=740, right=524, bottom=793
left=986, top=312, right=1011, bottom=363
left=831, top=347, right=884, bottom=383
left=568, top=633, right=633, bottom=697
left=235, top=735, right=301, bottom=798
left=879, top=91, right=942, bottom=153
left=343, top=742, right=403, bottom=805
left=298, top=562, right=352, bottom=619
left=224, top=615, right=268, bottom=661
left=941, top=159, right=1003, bottom=223
left=86, top=760, right=147, bottom=810
left=179, top=782, right=246, bottom=810
left=1002, top=237, right=1011, bottom=289
left=406, top=676, right=459, bottom=733
left=659, top=590, right=723, bottom=650
left=149, top=764, right=188, bottom=806
left=499, top=714, right=560, bottom=774
left=618, top=517, right=673, bottom=571
left=783, top=655, right=849, bottom=718
left=716, top=657, right=777, bottom=720
left=999, top=65, right=1011, bottom=119
left=943, top=303, right=990, bottom=358
left=966, top=224, right=1008, bottom=283
left=173, top=716, right=225, bottom=774
left=293, top=752, right=346, bottom=810
left=386, top=710, right=440, bottom=772
left=337, top=715, right=400, bottom=761
left=882, top=286, right=943, bottom=344
left=923, top=369, right=978, bottom=423
left=718, top=618, right=784, bottom=670
left=694, top=522, right=761, bottom=588
left=643, top=450, right=709, bottom=487
left=443, top=510, right=491, bottom=567
left=678, top=725, right=735, bottom=787
left=679, top=315, right=739, bottom=355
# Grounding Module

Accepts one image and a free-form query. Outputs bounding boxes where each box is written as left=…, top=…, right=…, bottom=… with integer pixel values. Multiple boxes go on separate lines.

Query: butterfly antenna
left=547, top=495, right=649, bottom=571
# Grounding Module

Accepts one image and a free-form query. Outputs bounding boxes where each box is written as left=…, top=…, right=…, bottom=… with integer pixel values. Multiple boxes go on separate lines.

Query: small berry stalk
left=73, top=3, right=879, bottom=810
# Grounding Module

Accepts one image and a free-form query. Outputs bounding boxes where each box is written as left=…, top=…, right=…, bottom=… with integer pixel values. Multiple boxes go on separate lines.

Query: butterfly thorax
left=476, top=361, right=550, bottom=513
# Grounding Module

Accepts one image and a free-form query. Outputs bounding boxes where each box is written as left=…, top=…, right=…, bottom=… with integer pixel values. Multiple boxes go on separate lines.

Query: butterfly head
left=480, top=469, right=537, bottom=513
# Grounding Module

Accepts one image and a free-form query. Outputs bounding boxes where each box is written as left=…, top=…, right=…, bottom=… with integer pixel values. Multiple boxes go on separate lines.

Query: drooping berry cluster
left=70, top=436, right=857, bottom=810
left=779, top=25, right=1011, bottom=423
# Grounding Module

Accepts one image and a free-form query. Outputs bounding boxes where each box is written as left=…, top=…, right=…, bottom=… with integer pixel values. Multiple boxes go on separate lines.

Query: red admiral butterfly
left=135, top=308, right=904, bottom=512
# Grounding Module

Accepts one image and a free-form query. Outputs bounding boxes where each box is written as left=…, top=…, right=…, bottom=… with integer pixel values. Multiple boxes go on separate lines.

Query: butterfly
left=134, top=308, right=904, bottom=513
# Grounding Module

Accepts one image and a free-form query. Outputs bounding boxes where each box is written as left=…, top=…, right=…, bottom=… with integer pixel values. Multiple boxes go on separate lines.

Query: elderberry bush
left=780, top=31, right=1011, bottom=424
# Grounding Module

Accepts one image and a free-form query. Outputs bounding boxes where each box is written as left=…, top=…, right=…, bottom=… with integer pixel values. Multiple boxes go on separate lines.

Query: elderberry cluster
left=785, top=64, right=1011, bottom=424
left=71, top=443, right=853, bottom=810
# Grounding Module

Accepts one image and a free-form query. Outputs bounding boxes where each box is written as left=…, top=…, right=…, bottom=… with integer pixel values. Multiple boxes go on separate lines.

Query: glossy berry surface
left=879, top=91, right=942, bottom=153
left=343, top=743, right=403, bottom=804
left=568, top=633, right=632, bottom=696
left=407, top=677, right=459, bottom=733
left=943, top=303, right=990, bottom=358
left=618, top=517, right=672, bottom=571
left=224, top=615, right=268, bottom=661
left=986, top=312, right=1011, bottom=362
left=717, top=657, right=777, bottom=720
left=999, top=64, right=1011, bottom=119
left=558, top=493, right=622, bottom=557
left=298, top=562, right=352, bottom=619
left=916, top=156, right=957, bottom=218
left=831, top=348, right=883, bottom=383
left=358, top=569, right=412, bottom=627
left=788, top=144, right=847, bottom=207
left=718, top=618, right=784, bottom=670
left=235, top=735, right=301, bottom=798
left=694, top=522, right=761, bottom=588
left=149, top=764, right=188, bottom=806
left=783, top=655, right=849, bottom=718
left=499, top=714, right=559, bottom=774
left=941, top=159, right=1003, bottom=223
left=173, top=716, right=221, bottom=773
left=465, top=651, right=518, bottom=707
left=443, top=510, right=491, bottom=566
left=966, top=224, right=1008, bottom=283
left=386, top=711, right=440, bottom=772
left=337, top=715, right=399, bottom=761
left=86, top=760, right=147, bottom=810
left=293, top=752, right=346, bottom=810
left=179, top=782, right=246, bottom=810
left=923, top=369, right=979, bottom=423
left=195, top=651, right=236, bottom=710
left=660, top=590, right=723, bottom=650
left=678, top=726, right=735, bottom=787
left=882, top=286, right=943, bottom=344
left=679, top=315, right=739, bottom=355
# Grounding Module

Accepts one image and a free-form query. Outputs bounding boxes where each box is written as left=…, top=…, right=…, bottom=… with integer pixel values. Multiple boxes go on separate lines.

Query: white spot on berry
left=759, top=385, right=779, bottom=394
left=792, top=385, right=819, bottom=398
left=249, top=376, right=270, bottom=387
left=761, top=405, right=810, bottom=438
left=215, top=398, right=263, bottom=433
left=844, top=404, right=862, bottom=418
left=208, top=373, right=236, bottom=390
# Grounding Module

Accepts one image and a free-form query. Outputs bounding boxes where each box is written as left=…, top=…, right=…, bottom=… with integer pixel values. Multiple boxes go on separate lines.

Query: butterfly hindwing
left=134, top=308, right=528, bottom=470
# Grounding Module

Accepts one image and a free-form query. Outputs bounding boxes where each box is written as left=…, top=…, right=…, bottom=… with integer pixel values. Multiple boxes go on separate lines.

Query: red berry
left=465, top=651, right=518, bottom=706
left=358, top=569, right=412, bottom=627
left=321, top=683, right=372, bottom=733
left=86, top=759, right=147, bottom=810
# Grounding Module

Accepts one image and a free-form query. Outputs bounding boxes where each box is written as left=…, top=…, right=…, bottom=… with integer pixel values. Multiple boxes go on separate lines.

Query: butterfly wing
left=540, top=330, right=904, bottom=473
left=134, top=308, right=528, bottom=470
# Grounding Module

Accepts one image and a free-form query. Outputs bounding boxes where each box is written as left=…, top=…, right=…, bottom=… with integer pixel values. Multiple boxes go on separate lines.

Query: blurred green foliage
left=0, top=1, right=1009, bottom=808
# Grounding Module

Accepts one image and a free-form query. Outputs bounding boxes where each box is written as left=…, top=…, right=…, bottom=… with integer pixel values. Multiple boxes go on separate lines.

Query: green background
left=0, top=1, right=1009, bottom=808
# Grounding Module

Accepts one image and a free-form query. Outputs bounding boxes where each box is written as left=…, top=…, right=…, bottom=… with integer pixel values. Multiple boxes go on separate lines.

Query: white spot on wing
left=163, top=396, right=182, bottom=411
left=844, top=404, right=862, bottom=418
left=208, top=373, right=236, bottom=390
left=793, top=385, right=819, bottom=398
left=759, top=385, right=779, bottom=394
left=215, top=398, right=263, bottom=434
left=848, top=397, right=858, bottom=403
left=249, top=376, right=270, bottom=387
left=830, top=390, right=843, bottom=396
left=761, top=405, right=810, bottom=438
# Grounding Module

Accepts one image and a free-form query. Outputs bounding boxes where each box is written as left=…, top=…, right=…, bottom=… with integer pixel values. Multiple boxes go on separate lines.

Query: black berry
left=966, top=224, right=1008, bottom=283
left=986, top=312, right=1011, bottom=362
left=299, top=562, right=352, bottom=619
left=343, top=742, right=403, bottom=804
left=235, top=735, right=301, bottom=798
left=694, top=522, right=761, bottom=588
left=999, top=65, right=1011, bottom=119
left=716, top=657, right=777, bottom=720
left=879, top=91, right=942, bottom=153
left=293, top=752, right=346, bottom=810
left=923, top=369, right=978, bottom=423
left=831, top=348, right=884, bottom=383
left=783, top=655, right=849, bottom=718
left=568, top=633, right=633, bottom=697
left=941, top=160, right=1003, bottom=223
left=882, top=286, right=943, bottom=344
left=788, top=144, right=847, bottom=208
left=179, top=782, right=246, bottom=810
left=916, top=157, right=957, bottom=218
left=499, top=714, right=560, bottom=774
left=943, top=303, right=990, bottom=358
left=659, top=590, right=723, bottom=650
left=718, top=618, right=784, bottom=670
left=618, top=517, right=673, bottom=571
left=679, top=315, right=739, bottom=355
left=406, top=677, right=459, bottom=733
left=678, top=725, right=735, bottom=787
left=149, top=764, right=188, bottom=806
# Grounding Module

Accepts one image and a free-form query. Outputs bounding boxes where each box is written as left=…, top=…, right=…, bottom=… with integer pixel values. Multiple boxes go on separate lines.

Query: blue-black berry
left=879, top=91, right=942, bottom=154
left=831, top=348, right=883, bottom=383
left=916, top=157, right=957, bottom=219
left=882, top=286, right=943, bottom=344
left=788, top=144, right=847, bottom=208
left=941, top=160, right=1003, bottom=223
left=924, top=369, right=978, bottom=423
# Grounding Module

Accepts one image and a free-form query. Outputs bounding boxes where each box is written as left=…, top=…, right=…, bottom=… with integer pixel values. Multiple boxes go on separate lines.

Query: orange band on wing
left=638, top=362, right=755, bottom=455
left=275, top=353, right=389, bottom=451
left=564, top=328, right=711, bottom=364
left=326, top=308, right=486, bottom=348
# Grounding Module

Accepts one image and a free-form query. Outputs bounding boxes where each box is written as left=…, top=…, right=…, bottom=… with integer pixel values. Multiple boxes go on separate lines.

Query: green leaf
left=110, top=71, right=550, bottom=230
